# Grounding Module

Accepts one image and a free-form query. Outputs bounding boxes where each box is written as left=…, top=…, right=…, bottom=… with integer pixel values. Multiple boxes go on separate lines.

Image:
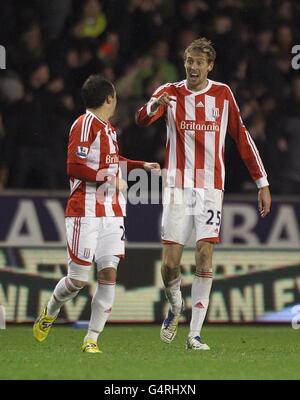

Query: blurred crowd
left=0, top=0, right=299, bottom=193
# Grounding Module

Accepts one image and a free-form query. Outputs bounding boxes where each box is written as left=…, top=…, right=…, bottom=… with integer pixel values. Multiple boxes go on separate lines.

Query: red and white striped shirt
left=136, top=79, right=268, bottom=190
left=65, top=111, right=143, bottom=217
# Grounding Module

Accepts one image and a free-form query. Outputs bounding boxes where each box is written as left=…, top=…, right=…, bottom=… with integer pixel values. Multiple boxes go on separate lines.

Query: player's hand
left=258, top=186, right=271, bottom=218
left=143, top=162, right=161, bottom=172
left=151, top=92, right=175, bottom=112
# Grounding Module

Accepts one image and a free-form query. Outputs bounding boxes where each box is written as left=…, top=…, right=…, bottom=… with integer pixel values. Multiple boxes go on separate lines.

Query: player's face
left=184, top=51, right=213, bottom=91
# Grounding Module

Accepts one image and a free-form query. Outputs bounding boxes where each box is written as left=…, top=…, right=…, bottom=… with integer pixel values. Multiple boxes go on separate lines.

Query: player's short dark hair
left=81, top=75, right=115, bottom=109
left=184, top=37, right=216, bottom=64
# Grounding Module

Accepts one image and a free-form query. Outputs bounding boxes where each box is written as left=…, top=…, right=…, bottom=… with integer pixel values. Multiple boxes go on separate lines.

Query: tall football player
left=33, top=75, right=160, bottom=353
left=136, top=38, right=271, bottom=350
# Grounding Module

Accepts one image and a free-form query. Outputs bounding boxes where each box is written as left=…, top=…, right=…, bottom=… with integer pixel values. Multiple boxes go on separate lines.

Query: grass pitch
left=0, top=325, right=299, bottom=380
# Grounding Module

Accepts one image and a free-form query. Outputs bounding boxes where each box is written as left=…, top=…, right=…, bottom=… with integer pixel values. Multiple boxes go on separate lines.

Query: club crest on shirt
left=212, top=107, right=220, bottom=118
left=83, top=248, right=91, bottom=259
left=76, top=146, right=89, bottom=158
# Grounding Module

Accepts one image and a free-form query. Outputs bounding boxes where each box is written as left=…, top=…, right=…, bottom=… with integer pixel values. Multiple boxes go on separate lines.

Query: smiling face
left=184, top=50, right=214, bottom=91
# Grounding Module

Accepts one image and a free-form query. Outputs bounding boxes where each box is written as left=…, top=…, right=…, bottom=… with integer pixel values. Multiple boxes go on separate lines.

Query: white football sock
left=189, top=269, right=213, bottom=338
left=46, top=276, right=81, bottom=317
left=84, top=280, right=116, bottom=343
left=165, top=276, right=182, bottom=315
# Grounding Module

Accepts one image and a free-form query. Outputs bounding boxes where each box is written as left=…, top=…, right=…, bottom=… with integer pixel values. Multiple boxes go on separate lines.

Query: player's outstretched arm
left=150, top=92, right=175, bottom=112
left=258, top=186, right=271, bottom=218
left=68, top=163, right=128, bottom=191
left=119, top=156, right=160, bottom=173
left=135, top=89, right=174, bottom=127
left=67, top=163, right=98, bottom=182
left=143, top=162, right=161, bottom=172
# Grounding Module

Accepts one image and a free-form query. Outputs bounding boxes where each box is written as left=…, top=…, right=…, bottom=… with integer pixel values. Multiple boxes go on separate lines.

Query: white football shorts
left=65, top=216, right=125, bottom=270
left=161, top=187, right=224, bottom=245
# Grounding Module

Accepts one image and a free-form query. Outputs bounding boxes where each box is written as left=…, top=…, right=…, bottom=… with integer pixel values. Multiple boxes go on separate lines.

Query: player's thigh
left=94, top=217, right=125, bottom=264
left=161, top=188, right=193, bottom=246
left=65, top=216, right=100, bottom=281
left=194, top=188, right=223, bottom=243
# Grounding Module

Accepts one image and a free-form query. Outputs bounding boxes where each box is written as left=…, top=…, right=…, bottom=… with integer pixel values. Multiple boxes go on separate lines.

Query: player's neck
left=186, top=78, right=209, bottom=92
left=88, top=108, right=110, bottom=124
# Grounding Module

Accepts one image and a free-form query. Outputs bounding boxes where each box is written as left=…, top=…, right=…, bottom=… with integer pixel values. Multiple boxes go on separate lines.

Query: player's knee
left=162, top=258, right=180, bottom=271
left=196, top=241, right=214, bottom=266
left=69, top=278, right=87, bottom=289
left=162, top=260, right=181, bottom=283
left=97, top=267, right=117, bottom=283
left=68, top=262, right=91, bottom=285
left=162, top=250, right=181, bottom=270
left=96, top=255, right=120, bottom=283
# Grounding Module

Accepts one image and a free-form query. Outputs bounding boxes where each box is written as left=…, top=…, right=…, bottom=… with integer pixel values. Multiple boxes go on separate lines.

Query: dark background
left=0, top=0, right=300, bottom=194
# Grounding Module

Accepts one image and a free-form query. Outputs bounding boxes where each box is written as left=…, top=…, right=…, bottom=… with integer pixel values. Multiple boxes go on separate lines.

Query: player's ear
left=106, top=95, right=113, bottom=104
left=208, top=62, right=214, bottom=72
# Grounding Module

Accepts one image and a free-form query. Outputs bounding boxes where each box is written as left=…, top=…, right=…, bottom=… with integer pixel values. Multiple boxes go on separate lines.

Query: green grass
left=0, top=325, right=299, bottom=380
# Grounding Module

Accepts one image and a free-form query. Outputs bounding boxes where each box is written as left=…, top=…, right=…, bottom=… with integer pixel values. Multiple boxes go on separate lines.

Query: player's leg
left=160, top=243, right=185, bottom=343
left=186, top=188, right=223, bottom=350
left=46, top=276, right=87, bottom=318
left=162, top=243, right=184, bottom=314
left=82, top=261, right=119, bottom=353
left=161, top=188, right=192, bottom=315
left=160, top=188, right=193, bottom=343
left=186, top=240, right=214, bottom=350
left=33, top=217, right=97, bottom=342
left=82, top=217, right=125, bottom=353
left=47, top=217, right=97, bottom=316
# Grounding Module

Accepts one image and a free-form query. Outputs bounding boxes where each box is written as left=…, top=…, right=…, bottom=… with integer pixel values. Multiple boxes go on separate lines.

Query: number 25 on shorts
left=206, top=210, right=221, bottom=226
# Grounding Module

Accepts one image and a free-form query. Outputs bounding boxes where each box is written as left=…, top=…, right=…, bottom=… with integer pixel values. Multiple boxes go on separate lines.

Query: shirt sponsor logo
left=106, top=154, right=119, bottom=164
left=76, top=146, right=89, bottom=158
left=180, top=121, right=219, bottom=132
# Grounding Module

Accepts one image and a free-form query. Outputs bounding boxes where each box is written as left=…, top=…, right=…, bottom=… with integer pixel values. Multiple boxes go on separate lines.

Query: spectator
left=275, top=24, right=294, bottom=54
left=211, top=11, right=244, bottom=82
left=277, top=76, right=300, bottom=194
left=81, top=0, right=107, bottom=39
left=9, top=22, right=45, bottom=76
left=2, top=62, right=60, bottom=189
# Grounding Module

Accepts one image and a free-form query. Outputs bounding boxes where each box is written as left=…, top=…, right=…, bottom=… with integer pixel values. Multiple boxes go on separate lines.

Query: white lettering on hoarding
left=291, top=45, right=300, bottom=70
left=267, top=206, right=300, bottom=246
left=6, top=200, right=44, bottom=245
left=221, top=205, right=259, bottom=245
left=0, top=45, right=6, bottom=69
